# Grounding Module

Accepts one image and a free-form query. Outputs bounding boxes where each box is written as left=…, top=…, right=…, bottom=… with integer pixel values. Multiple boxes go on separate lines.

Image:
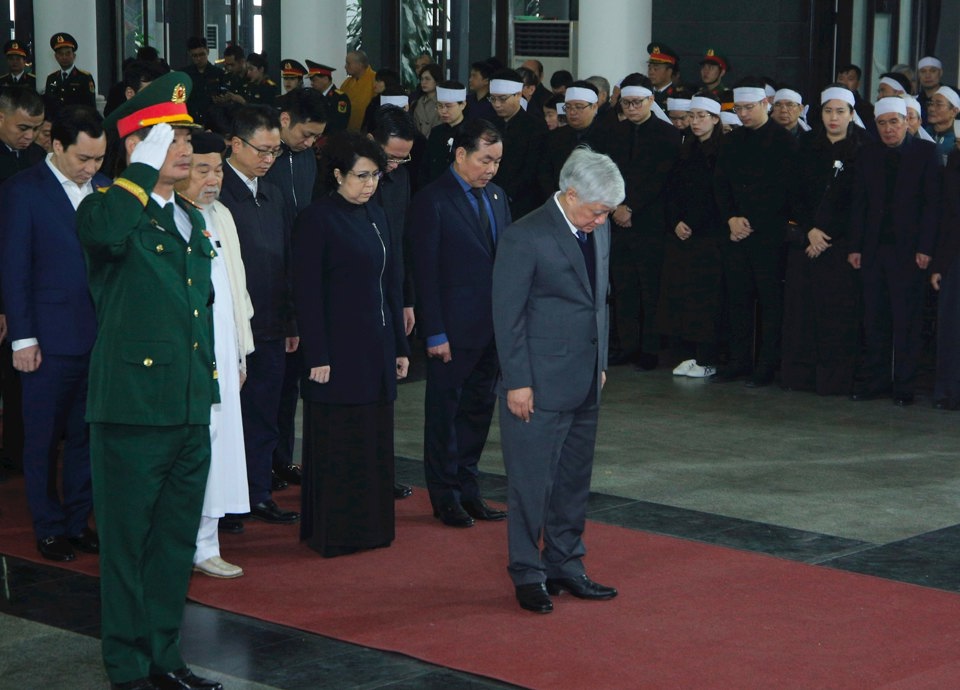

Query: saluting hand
left=130, top=122, right=175, bottom=171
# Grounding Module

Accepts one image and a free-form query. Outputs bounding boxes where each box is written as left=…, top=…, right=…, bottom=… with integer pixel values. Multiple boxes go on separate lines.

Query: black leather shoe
left=218, top=518, right=244, bottom=534
left=274, top=463, right=302, bottom=485
left=150, top=668, right=223, bottom=690
left=461, top=497, right=506, bottom=521
left=67, top=527, right=99, bottom=554
left=270, top=470, right=288, bottom=491
left=433, top=503, right=475, bottom=528
left=745, top=369, right=775, bottom=388
left=712, top=365, right=751, bottom=383
left=516, top=582, right=553, bottom=613
left=37, top=535, right=76, bottom=562
left=393, top=482, right=413, bottom=499
left=546, top=574, right=618, bottom=600
left=893, top=393, right=915, bottom=407
left=251, top=499, right=300, bottom=524
left=111, top=679, right=158, bottom=690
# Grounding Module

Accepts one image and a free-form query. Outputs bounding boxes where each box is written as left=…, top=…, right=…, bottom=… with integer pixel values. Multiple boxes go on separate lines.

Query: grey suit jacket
left=492, top=196, right=610, bottom=411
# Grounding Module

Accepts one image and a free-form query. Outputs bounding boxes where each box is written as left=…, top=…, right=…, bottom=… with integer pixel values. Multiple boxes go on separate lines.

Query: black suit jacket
left=850, top=134, right=940, bottom=258
left=492, top=109, right=548, bottom=220
left=409, top=168, right=511, bottom=349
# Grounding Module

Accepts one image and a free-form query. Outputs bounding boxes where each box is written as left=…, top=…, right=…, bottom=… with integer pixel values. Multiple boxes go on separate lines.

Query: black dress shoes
left=274, top=463, right=302, bottom=485
left=893, top=393, right=915, bottom=407
left=546, top=574, right=618, bottom=600
left=37, top=535, right=76, bottom=562
left=434, top=502, right=475, bottom=528
left=67, top=527, right=100, bottom=554
left=251, top=499, right=300, bottom=524
left=150, top=668, right=223, bottom=690
left=393, top=482, right=413, bottom=499
left=218, top=517, right=245, bottom=534
left=515, top=582, right=553, bottom=613
left=270, top=470, right=288, bottom=491
left=461, top=497, right=507, bottom=521
left=112, top=679, right=158, bottom=690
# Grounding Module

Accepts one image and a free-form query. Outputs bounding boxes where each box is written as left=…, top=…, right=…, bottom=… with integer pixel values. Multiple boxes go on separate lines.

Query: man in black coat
left=264, top=87, right=328, bottom=490
left=409, top=119, right=511, bottom=528
left=606, top=74, right=682, bottom=369
left=489, top=69, right=548, bottom=220
left=848, top=97, right=941, bottom=406
left=538, top=81, right=609, bottom=198
left=714, top=78, right=800, bottom=386
left=220, top=105, right=300, bottom=524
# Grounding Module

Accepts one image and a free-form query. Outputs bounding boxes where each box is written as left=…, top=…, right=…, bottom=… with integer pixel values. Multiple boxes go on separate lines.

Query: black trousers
left=610, top=227, right=665, bottom=356
left=240, top=338, right=286, bottom=505
left=858, top=245, right=926, bottom=395
left=273, top=348, right=302, bottom=470
left=721, top=236, right=783, bottom=371
left=422, top=339, right=498, bottom=510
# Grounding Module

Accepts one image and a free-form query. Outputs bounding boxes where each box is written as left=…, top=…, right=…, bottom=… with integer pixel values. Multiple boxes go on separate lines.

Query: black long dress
left=292, top=193, right=410, bottom=557
left=780, top=124, right=867, bottom=394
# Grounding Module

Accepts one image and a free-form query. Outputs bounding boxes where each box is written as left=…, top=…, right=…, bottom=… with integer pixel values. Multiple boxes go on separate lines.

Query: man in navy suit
left=849, top=97, right=941, bottom=406
left=0, top=104, right=109, bottom=560
left=409, top=119, right=511, bottom=527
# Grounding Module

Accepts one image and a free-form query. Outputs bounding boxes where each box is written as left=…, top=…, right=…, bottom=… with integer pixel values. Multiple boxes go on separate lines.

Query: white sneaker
left=672, top=359, right=696, bottom=376
left=686, top=363, right=717, bottom=378
left=194, top=556, right=244, bottom=579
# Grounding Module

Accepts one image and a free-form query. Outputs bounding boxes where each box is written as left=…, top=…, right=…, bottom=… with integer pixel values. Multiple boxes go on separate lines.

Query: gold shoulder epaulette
left=112, top=177, right=149, bottom=206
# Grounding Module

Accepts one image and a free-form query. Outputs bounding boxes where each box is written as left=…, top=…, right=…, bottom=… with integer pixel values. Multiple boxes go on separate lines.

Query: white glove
left=130, top=122, right=175, bottom=170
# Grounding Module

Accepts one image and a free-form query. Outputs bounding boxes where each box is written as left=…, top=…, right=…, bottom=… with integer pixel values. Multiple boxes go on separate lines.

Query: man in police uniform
left=307, top=60, right=350, bottom=135
left=281, top=59, right=307, bottom=93
left=699, top=49, right=733, bottom=111
left=76, top=71, right=222, bottom=690
left=647, top=42, right=680, bottom=110
left=0, top=40, right=36, bottom=92
left=44, top=33, right=95, bottom=108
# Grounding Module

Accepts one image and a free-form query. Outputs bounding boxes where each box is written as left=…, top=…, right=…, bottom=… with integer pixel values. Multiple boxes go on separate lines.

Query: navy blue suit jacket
left=409, top=168, right=511, bottom=350
left=850, top=134, right=941, bottom=258
left=0, top=160, right=110, bottom=355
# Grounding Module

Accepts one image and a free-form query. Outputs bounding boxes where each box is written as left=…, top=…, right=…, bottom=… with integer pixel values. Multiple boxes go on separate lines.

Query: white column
left=576, top=0, right=652, bottom=84
left=280, top=0, right=347, bottom=83
left=33, top=0, right=100, bottom=95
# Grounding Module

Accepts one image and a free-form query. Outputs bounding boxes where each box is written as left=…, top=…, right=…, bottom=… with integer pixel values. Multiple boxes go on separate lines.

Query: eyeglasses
left=732, top=103, right=759, bottom=114
left=772, top=102, right=801, bottom=110
left=347, top=170, right=383, bottom=182
left=385, top=154, right=412, bottom=165
left=238, top=137, right=282, bottom=159
left=487, top=94, right=517, bottom=104
left=620, top=98, right=649, bottom=110
left=564, top=103, right=593, bottom=113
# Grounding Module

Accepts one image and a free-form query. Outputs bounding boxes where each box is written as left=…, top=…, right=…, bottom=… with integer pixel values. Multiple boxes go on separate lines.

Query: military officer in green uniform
left=44, top=33, right=96, bottom=108
left=699, top=48, right=733, bottom=111
left=306, top=59, right=350, bottom=135
left=76, top=70, right=223, bottom=690
left=240, top=52, right=277, bottom=106
left=0, top=40, right=37, bottom=92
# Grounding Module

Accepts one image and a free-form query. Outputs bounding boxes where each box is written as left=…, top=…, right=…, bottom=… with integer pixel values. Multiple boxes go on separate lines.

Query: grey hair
left=585, top=75, right=610, bottom=98
left=559, top=147, right=625, bottom=207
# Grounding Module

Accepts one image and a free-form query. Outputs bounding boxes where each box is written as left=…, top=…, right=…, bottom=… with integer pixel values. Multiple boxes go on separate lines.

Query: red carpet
left=4, top=477, right=960, bottom=688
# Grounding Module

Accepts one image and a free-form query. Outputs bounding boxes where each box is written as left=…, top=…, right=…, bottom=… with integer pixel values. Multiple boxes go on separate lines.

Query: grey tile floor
left=4, top=358, right=960, bottom=688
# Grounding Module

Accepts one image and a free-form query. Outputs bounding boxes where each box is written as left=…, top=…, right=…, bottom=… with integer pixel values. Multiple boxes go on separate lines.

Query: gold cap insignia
left=652, top=47, right=662, bottom=54
left=284, top=62, right=292, bottom=69
left=172, top=83, right=187, bottom=103
left=707, top=49, right=715, bottom=56
left=57, top=35, right=65, bottom=43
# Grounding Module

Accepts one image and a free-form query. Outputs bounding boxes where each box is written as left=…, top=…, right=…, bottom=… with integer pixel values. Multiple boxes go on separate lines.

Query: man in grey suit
left=492, top=148, right=624, bottom=613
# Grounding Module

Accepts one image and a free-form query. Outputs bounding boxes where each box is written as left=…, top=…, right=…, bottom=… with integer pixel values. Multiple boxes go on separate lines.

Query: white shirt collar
left=45, top=152, right=94, bottom=209
left=227, top=159, right=258, bottom=196
left=553, top=192, right=583, bottom=237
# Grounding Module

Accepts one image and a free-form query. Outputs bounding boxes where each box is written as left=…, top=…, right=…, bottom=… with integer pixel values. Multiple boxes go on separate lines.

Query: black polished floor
left=4, top=457, right=960, bottom=689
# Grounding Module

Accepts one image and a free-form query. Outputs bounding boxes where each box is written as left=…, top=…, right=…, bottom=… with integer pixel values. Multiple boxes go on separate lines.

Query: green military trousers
left=90, top=423, right=210, bottom=684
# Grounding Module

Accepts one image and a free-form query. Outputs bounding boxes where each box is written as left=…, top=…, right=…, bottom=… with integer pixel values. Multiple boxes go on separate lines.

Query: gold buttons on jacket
left=187, top=278, right=192, bottom=286
left=155, top=244, right=164, bottom=253
left=186, top=247, right=192, bottom=254
left=143, top=358, right=154, bottom=367
left=210, top=250, right=216, bottom=257
left=193, top=342, right=199, bottom=350
left=193, top=309, right=199, bottom=317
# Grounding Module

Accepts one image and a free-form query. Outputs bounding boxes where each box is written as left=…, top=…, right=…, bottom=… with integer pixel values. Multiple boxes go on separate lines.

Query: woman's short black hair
left=321, top=130, right=387, bottom=189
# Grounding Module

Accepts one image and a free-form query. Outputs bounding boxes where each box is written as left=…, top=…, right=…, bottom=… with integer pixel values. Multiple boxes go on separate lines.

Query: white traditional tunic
left=201, top=207, right=250, bottom=517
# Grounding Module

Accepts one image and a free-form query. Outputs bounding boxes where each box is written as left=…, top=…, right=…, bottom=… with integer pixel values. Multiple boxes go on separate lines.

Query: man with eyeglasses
left=605, top=73, right=682, bottom=370
left=771, top=87, right=810, bottom=137
left=538, top=80, right=608, bottom=198
left=488, top=68, right=548, bottom=220
left=714, top=77, right=800, bottom=387
left=257, top=88, right=328, bottom=499
left=219, top=104, right=301, bottom=526
left=922, top=86, right=960, bottom=166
